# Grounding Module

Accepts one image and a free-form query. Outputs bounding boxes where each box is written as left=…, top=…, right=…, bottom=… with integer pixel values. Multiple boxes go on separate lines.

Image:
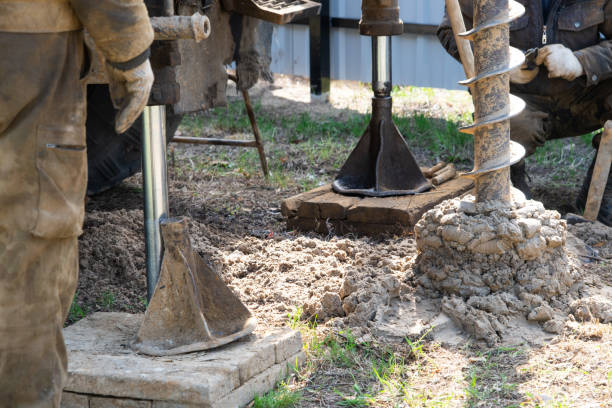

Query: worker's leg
left=508, top=96, right=552, bottom=196
left=509, top=98, right=552, bottom=157
left=0, top=231, right=79, bottom=407
left=0, top=31, right=86, bottom=407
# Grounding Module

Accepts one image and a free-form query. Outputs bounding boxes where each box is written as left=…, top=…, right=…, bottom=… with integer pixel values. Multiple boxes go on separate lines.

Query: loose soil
left=75, top=76, right=611, bottom=407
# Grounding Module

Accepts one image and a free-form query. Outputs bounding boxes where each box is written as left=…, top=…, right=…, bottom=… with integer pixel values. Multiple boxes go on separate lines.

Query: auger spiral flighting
left=459, top=0, right=527, bottom=203
left=413, top=0, right=580, bottom=345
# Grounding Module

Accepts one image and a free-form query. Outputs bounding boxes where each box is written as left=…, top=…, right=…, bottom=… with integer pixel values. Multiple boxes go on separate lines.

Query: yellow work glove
left=105, top=59, right=154, bottom=134
left=536, top=44, right=584, bottom=81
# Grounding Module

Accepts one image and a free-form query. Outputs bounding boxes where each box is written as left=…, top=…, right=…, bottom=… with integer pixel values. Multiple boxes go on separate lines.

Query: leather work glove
left=105, top=59, right=154, bottom=134
left=536, top=44, right=584, bottom=81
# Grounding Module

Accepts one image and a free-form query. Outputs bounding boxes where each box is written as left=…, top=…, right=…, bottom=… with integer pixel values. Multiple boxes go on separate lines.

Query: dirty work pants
left=0, top=31, right=87, bottom=407
left=510, top=78, right=612, bottom=155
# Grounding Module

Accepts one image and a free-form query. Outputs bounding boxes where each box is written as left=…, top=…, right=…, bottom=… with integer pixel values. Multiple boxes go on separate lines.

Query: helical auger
left=459, top=0, right=527, bottom=203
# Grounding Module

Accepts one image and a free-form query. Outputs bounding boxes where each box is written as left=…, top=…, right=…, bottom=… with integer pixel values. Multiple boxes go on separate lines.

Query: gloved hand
left=536, top=44, right=584, bottom=81
left=509, top=63, right=539, bottom=84
left=105, top=59, right=154, bottom=134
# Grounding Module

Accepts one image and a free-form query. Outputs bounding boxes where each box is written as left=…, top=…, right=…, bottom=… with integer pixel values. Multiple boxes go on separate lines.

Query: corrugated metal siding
left=269, top=0, right=466, bottom=90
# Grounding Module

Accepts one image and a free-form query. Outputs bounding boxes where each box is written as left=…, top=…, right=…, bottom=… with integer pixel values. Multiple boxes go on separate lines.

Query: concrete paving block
left=61, top=392, right=89, bottom=408
left=66, top=352, right=235, bottom=405
left=90, top=396, right=152, bottom=408
left=63, top=313, right=304, bottom=407
left=272, top=330, right=303, bottom=364
left=213, top=351, right=306, bottom=408
left=191, top=334, right=277, bottom=385
left=151, top=402, right=203, bottom=408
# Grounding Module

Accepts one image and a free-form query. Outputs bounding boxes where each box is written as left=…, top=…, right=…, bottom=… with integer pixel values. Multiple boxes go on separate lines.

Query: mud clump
left=414, top=194, right=581, bottom=345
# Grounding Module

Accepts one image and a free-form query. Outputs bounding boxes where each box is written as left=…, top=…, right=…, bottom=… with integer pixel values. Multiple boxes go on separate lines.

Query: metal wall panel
left=269, top=0, right=466, bottom=90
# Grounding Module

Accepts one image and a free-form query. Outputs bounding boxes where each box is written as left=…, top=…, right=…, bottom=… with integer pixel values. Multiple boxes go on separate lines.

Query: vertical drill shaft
left=458, top=0, right=527, bottom=203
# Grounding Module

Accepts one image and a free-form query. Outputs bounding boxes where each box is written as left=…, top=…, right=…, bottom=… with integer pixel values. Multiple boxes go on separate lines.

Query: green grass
left=253, top=382, right=302, bottom=408
left=67, top=292, right=89, bottom=324
left=179, top=97, right=475, bottom=192
left=99, top=290, right=115, bottom=310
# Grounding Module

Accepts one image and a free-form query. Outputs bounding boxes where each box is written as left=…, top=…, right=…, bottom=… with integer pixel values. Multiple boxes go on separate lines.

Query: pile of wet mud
left=318, top=196, right=612, bottom=346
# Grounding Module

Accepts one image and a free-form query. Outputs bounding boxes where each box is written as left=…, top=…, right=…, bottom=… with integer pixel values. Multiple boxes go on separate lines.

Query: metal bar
left=309, top=0, right=330, bottom=97
left=241, top=89, right=270, bottom=178
left=151, top=14, right=211, bottom=42
left=163, top=0, right=175, bottom=16
left=142, top=105, right=170, bottom=301
left=172, top=136, right=259, bottom=147
left=293, top=17, right=438, bottom=36
left=372, top=36, right=392, bottom=98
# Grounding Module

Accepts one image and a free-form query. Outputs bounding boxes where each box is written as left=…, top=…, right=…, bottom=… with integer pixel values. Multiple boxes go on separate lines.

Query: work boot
left=510, top=160, right=533, bottom=199
left=576, top=145, right=612, bottom=226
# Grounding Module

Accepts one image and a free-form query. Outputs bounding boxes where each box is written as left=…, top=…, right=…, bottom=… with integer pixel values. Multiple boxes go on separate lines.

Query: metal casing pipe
left=142, top=105, right=170, bottom=301
left=372, top=36, right=392, bottom=97
left=151, top=13, right=211, bottom=42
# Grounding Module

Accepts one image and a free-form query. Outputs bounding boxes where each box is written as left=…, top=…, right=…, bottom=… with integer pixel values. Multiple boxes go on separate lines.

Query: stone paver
left=60, top=392, right=89, bottom=408
left=90, top=396, right=152, bottom=408
left=63, top=313, right=303, bottom=407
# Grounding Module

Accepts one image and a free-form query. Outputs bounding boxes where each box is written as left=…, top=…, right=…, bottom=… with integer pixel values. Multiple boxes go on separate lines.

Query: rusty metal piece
left=151, top=13, right=211, bottom=42
left=360, top=0, right=403, bottom=36
left=132, top=218, right=257, bottom=356
left=173, top=136, right=258, bottom=147
left=220, top=0, right=321, bottom=25
left=584, top=121, right=612, bottom=221
left=172, top=73, right=269, bottom=178
left=333, top=30, right=430, bottom=197
left=455, top=0, right=527, bottom=203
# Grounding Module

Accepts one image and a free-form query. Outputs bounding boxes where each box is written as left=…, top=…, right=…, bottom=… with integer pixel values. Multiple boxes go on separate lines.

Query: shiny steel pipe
left=163, top=0, right=175, bottom=16
left=142, top=105, right=170, bottom=301
left=372, top=36, right=392, bottom=97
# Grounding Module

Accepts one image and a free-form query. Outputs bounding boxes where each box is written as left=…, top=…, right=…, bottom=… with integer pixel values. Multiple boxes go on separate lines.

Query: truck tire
left=86, top=84, right=183, bottom=195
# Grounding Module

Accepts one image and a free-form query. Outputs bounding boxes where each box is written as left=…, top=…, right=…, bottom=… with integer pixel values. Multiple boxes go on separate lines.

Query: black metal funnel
left=332, top=96, right=431, bottom=197
left=333, top=34, right=430, bottom=197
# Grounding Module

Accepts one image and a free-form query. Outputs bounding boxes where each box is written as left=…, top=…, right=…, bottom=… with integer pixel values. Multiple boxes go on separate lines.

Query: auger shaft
left=472, top=0, right=512, bottom=202
left=456, top=0, right=526, bottom=203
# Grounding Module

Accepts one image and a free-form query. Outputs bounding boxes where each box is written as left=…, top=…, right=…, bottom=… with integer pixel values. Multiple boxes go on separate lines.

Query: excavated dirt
left=74, top=77, right=611, bottom=350
left=76, top=168, right=612, bottom=348
left=414, top=193, right=581, bottom=345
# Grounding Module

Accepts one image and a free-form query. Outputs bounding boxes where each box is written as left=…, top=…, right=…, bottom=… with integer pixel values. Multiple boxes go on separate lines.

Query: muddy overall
left=0, top=1, right=153, bottom=406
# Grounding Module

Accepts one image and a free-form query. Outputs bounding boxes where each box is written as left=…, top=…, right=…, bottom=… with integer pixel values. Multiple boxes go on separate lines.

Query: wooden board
left=281, top=177, right=474, bottom=236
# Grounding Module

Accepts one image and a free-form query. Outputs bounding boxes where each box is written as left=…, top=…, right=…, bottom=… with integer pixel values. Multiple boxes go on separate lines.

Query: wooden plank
left=283, top=178, right=474, bottom=236
left=393, top=177, right=474, bottom=225
left=345, top=196, right=410, bottom=225
left=306, top=192, right=360, bottom=220
left=281, top=184, right=330, bottom=217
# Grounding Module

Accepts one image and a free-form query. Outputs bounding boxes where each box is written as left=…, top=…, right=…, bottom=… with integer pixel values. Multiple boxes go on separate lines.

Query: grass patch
left=253, top=382, right=302, bottom=408
left=463, top=346, right=526, bottom=407
left=178, top=97, right=474, bottom=192
left=67, top=292, right=89, bottom=325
